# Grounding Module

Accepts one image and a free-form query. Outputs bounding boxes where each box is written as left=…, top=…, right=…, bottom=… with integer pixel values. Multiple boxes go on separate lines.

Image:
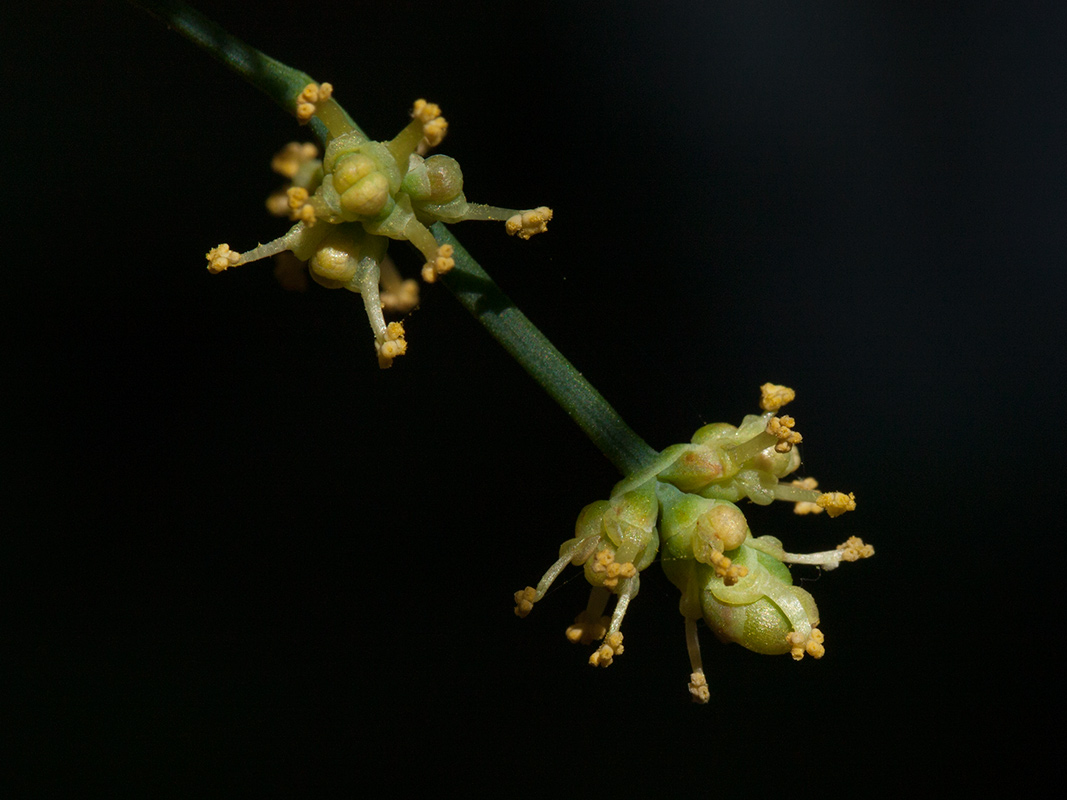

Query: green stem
left=132, top=0, right=658, bottom=476
left=434, top=227, right=657, bottom=475
left=129, top=0, right=364, bottom=141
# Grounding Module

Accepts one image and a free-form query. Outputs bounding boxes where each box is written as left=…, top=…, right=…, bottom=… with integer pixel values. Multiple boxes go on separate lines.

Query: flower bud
left=655, top=443, right=725, bottom=494
left=424, top=155, right=464, bottom=202
left=699, top=550, right=820, bottom=656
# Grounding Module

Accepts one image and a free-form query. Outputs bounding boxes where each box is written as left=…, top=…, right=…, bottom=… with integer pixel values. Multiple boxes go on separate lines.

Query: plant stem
left=129, top=0, right=363, bottom=141
left=434, top=226, right=657, bottom=475
left=131, top=0, right=659, bottom=476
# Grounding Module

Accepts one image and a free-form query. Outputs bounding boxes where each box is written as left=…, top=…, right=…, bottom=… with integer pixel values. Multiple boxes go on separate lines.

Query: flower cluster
left=514, top=384, right=873, bottom=703
left=206, top=87, right=552, bottom=368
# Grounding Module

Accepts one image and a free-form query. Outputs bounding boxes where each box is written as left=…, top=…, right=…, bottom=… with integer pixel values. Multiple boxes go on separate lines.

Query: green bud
left=402, top=154, right=464, bottom=204
left=332, top=152, right=378, bottom=194
left=208, top=100, right=552, bottom=367
left=340, top=171, right=391, bottom=217
left=572, top=480, right=659, bottom=588
left=656, top=481, right=821, bottom=659
left=700, top=546, right=820, bottom=656
left=308, top=226, right=365, bottom=286
left=657, top=413, right=803, bottom=505
left=655, top=443, right=726, bottom=493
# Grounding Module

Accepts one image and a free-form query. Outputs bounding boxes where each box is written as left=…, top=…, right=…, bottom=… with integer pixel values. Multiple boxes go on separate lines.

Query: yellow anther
left=791, top=477, right=824, bottom=515
left=412, top=99, right=448, bottom=148
left=420, top=244, right=455, bottom=284
left=295, top=82, right=333, bottom=123
left=817, top=491, right=857, bottom=518
left=565, top=610, right=608, bottom=645
left=513, top=586, right=537, bottom=618
left=506, top=207, right=554, bottom=240
left=759, top=383, right=796, bottom=412
left=412, top=98, right=441, bottom=124
left=787, top=629, right=824, bottom=661
left=767, top=415, right=803, bottom=453
left=707, top=548, right=748, bottom=586
left=286, top=186, right=309, bottom=209
left=588, top=632, right=624, bottom=668
left=590, top=645, right=613, bottom=666
left=589, top=549, right=634, bottom=589
left=375, top=321, right=408, bottom=369
left=285, top=186, right=317, bottom=225
left=836, top=536, right=874, bottom=561
left=689, top=671, right=710, bottom=704
left=603, top=560, right=636, bottom=589
left=590, top=550, right=613, bottom=575
left=206, top=244, right=241, bottom=274
left=423, top=117, right=448, bottom=148
left=807, top=627, right=826, bottom=658
left=381, top=279, right=420, bottom=313
left=271, top=142, right=319, bottom=178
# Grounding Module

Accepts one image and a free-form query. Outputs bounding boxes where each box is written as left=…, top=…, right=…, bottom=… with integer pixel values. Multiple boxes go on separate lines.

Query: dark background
left=4, top=0, right=1063, bottom=792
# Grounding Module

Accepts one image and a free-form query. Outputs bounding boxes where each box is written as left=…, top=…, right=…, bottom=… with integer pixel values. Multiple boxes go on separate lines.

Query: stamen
left=588, top=632, right=624, bottom=668
left=770, top=537, right=873, bottom=570
left=565, top=587, right=611, bottom=644
left=286, top=186, right=317, bottom=225
left=513, top=586, right=538, bottom=618
left=505, top=207, right=553, bottom=239
left=379, top=257, right=419, bottom=313
left=836, top=536, right=874, bottom=561
left=724, top=429, right=777, bottom=465
left=205, top=243, right=241, bottom=273
left=705, top=548, right=748, bottom=585
left=271, top=142, right=319, bottom=178
left=411, top=99, right=448, bottom=147
left=786, top=477, right=823, bottom=514
left=375, top=321, right=408, bottom=369
left=685, top=617, right=710, bottom=703
left=421, top=244, right=455, bottom=283
left=689, top=670, right=710, bottom=703
left=295, top=82, right=333, bottom=123
left=516, top=535, right=604, bottom=621
left=759, top=383, right=796, bottom=412
left=589, top=549, right=635, bottom=589
left=787, top=627, right=825, bottom=660
left=817, top=491, right=857, bottom=518
left=767, top=415, right=802, bottom=453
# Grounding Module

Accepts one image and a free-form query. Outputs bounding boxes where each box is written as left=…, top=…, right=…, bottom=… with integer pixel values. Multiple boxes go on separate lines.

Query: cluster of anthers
left=514, top=384, right=874, bottom=703
left=206, top=83, right=553, bottom=368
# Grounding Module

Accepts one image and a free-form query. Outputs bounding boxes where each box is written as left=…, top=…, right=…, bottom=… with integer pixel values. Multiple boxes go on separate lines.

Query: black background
left=4, top=0, right=1063, bottom=792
